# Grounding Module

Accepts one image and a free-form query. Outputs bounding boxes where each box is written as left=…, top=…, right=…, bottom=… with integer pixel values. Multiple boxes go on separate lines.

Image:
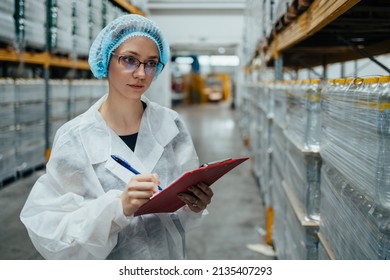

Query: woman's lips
left=128, top=84, right=144, bottom=89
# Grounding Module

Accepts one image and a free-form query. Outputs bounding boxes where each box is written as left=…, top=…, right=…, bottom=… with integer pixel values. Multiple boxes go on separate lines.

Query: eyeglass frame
left=111, top=52, right=165, bottom=76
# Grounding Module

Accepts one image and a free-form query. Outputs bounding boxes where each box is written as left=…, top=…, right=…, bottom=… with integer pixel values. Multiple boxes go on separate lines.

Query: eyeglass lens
left=120, top=56, right=157, bottom=76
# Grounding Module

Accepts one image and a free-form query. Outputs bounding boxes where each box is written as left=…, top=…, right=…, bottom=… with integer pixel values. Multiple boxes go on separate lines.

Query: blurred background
left=0, top=0, right=389, bottom=260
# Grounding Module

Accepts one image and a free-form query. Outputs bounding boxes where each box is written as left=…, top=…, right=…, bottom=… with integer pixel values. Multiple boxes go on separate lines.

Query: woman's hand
left=121, top=173, right=160, bottom=216
left=178, top=182, right=213, bottom=213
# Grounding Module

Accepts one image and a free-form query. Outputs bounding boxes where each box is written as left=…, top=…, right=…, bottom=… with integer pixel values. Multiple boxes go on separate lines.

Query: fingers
left=128, top=173, right=160, bottom=193
left=122, top=173, right=160, bottom=216
left=178, top=182, right=213, bottom=212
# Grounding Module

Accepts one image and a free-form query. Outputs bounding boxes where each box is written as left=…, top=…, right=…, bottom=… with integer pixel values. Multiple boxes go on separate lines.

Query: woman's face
left=108, top=36, right=160, bottom=100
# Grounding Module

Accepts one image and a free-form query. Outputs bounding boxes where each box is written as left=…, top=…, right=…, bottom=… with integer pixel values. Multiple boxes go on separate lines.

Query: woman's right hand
left=121, top=173, right=160, bottom=216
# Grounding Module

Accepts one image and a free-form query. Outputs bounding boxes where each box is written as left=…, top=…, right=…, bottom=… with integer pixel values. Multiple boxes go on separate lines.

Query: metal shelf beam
left=266, top=0, right=362, bottom=60
left=0, top=49, right=89, bottom=70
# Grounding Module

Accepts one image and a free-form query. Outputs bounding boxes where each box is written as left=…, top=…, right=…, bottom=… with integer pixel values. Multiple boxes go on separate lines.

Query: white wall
left=145, top=63, right=172, bottom=108
left=149, top=13, right=244, bottom=48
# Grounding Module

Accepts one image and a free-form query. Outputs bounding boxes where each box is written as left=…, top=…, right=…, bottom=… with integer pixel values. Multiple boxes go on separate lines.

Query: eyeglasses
left=111, top=52, right=165, bottom=76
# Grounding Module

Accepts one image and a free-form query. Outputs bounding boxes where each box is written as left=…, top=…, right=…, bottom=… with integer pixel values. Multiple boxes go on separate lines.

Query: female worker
left=20, top=14, right=213, bottom=259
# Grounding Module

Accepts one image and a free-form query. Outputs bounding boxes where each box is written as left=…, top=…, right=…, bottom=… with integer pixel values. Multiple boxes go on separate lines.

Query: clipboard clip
left=200, top=158, right=232, bottom=167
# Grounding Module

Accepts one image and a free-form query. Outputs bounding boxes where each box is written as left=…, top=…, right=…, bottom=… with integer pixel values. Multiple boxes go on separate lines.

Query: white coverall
left=20, top=95, right=203, bottom=259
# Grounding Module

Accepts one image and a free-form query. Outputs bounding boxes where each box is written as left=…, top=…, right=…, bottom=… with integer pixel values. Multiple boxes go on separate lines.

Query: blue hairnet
left=88, top=14, right=170, bottom=80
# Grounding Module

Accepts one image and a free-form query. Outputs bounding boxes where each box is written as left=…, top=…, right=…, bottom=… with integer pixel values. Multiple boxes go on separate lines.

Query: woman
left=20, top=14, right=213, bottom=259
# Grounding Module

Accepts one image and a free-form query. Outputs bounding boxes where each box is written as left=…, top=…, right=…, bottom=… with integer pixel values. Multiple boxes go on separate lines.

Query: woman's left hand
left=178, top=182, right=213, bottom=212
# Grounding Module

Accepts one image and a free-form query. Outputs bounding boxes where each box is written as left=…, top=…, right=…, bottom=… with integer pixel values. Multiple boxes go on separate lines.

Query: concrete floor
left=0, top=101, right=273, bottom=260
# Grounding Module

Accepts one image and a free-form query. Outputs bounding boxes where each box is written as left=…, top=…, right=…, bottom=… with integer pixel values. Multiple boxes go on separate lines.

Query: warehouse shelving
left=0, top=49, right=90, bottom=70
left=0, top=1, right=144, bottom=186
left=260, top=0, right=390, bottom=71
left=241, top=0, right=390, bottom=259
left=0, top=0, right=143, bottom=71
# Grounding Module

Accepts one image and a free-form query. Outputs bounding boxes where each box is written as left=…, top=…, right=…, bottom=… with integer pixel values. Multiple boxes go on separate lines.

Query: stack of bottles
left=0, top=79, right=17, bottom=183
left=321, top=77, right=390, bottom=210
left=237, top=82, right=254, bottom=147
left=49, top=79, right=108, bottom=147
left=0, top=0, right=15, bottom=43
left=320, top=163, right=389, bottom=259
left=273, top=0, right=295, bottom=26
left=242, top=0, right=264, bottom=66
left=104, top=1, right=127, bottom=26
left=89, top=0, right=104, bottom=47
left=249, top=85, right=263, bottom=184
left=70, top=80, right=93, bottom=119
left=48, top=0, right=73, bottom=54
left=48, top=80, right=70, bottom=148
left=269, top=80, right=321, bottom=259
left=284, top=79, right=322, bottom=221
left=272, top=82, right=287, bottom=130
left=319, top=76, right=390, bottom=259
left=242, top=0, right=274, bottom=65
left=285, top=80, right=322, bottom=152
left=24, top=0, right=46, bottom=49
left=257, top=83, right=274, bottom=208
left=73, top=1, right=90, bottom=56
left=15, top=79, right=46, bottom=173
left=69, top=79, right=108, bottom=119
left=284, top=139, right=322, bottom=221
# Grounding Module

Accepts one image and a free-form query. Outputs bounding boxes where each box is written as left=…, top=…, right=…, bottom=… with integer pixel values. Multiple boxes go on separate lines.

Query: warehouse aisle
left=175, top=102, right=272, bottom=260
left=0, top=101, right=272, bottom=260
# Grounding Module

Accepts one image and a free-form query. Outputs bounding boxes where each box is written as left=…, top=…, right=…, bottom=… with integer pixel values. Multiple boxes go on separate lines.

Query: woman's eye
left=146, top=61, right=158, bottom=67
left=122, top=56, right=137, bottom=65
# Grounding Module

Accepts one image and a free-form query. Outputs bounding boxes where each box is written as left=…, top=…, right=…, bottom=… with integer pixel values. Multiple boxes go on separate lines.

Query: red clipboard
left=134, top=157, right=249, bottom=216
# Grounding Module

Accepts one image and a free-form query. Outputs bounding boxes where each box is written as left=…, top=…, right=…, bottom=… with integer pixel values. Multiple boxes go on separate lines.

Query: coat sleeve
left=20, top=131, right=131, bottom=260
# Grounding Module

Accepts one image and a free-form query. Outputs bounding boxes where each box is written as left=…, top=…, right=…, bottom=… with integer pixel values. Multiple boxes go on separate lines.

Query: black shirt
left=119, top=101, right=147, bottom=151
left=119, top=133, right=138, bottom=152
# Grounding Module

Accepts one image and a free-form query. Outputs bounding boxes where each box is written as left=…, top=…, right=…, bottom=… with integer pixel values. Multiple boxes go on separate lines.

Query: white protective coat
left=20, top=95, right=203, bottom=259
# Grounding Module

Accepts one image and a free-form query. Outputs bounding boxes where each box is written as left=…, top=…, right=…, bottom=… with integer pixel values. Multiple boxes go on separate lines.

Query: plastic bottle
left=375, top=76, right=390, bottom=208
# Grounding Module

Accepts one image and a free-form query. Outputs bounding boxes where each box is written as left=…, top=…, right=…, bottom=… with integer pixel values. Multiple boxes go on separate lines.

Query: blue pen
left=111, top=155, right=163, bottom=191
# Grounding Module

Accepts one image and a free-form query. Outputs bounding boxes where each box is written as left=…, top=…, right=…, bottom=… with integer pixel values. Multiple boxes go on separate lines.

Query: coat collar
left=85, top=94, right=179, bottom=183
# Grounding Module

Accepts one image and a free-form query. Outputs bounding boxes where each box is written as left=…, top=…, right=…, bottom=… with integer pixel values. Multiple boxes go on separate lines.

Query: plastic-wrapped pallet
left=259, top=111, right=273, bottom=207
left=273, top=82, right=288, bottom=129
left=273, top=179, right=319, bottom=259
left=273, top=0, right=294, bottom=26
left=90, top=0, right=104, bottom=45
left=104, top=0, right=126, bottom=27
left=24, top=0, right=46, bottom=49
left=319, top=163, right=390, bottom=259
left=0, top=0, right=15, bottom=43
left=283, top=183, right=319, bottom=259
left=0, top=79, right=17, bottom=183
left=73, top=0, right=90, bottom=56
left=90, top=79, right=108, bottom=104
left=49, top=0, right=73, bottom=54
left=286, top=79, right=322, bottom=152
left=317, top=241, right=332, bottom=260
left=263, top=0, right=274, bottom=39
left=321, top=77, right=390, bottom=209
left=271, top=161, right=288, bottom=258
left=258, top=82, right=274, bottom=118
left=237, top=84, right=253, bottom=145
left=272, top=120, right=286, bottom=178
left=69, top=79, right=93, bottom=119
left=284, top=135, right=322, bottom=221
left=242, top=0, right=264, bottom=65
left=15, top=79, right=46, bottom=173
left=48, top=80, right=70, bottom=147
left=15, top=79, right=45, bottom=124
left=251, top=87, right=263, bottom=182
left=0, top=79, right=15, bottom=129
left=16, top=122, right=45, bottom=173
